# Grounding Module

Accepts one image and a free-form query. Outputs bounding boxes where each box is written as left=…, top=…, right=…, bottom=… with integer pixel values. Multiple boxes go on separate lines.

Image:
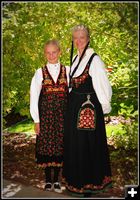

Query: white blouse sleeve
left=65, top=65, right=70, bottom=86
left=89, top=55, right=112, bottom=114
left=30, top=68, right=43, bottom=123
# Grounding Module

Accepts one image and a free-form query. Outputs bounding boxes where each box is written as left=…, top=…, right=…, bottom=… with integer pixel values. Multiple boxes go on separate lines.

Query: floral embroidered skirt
left=62, top=90, right=112, bottom=195
left=35, top=93, right=67, bottom=168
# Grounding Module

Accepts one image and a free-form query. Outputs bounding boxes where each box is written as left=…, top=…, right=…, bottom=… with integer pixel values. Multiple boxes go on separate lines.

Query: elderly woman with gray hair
left=62, top=25, right=112, bottom=197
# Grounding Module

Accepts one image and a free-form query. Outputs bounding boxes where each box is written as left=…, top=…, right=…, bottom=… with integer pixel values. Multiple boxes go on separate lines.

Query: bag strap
left=71, top=52, right=97, bottom=79
left=87, top=52, right=97, bottom=67
left=71, top=48, right=89, bottom=78
left=72, top=55, right=78, bottom=65
left=69, top=42, right=89, bottom=87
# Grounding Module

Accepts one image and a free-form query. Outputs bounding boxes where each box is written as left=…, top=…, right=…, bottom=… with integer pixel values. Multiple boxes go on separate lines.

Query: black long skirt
left=62, top=90, right=112, bottom=195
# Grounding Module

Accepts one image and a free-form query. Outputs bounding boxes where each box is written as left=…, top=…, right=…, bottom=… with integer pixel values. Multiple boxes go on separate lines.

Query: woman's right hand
left=34, top=123, right=40, bottom=135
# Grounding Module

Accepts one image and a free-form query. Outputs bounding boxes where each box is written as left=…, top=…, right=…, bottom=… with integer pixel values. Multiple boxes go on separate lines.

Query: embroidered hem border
left=36, top=162, right=63, bottom=168
left=62, top=176, right=112, bottom=194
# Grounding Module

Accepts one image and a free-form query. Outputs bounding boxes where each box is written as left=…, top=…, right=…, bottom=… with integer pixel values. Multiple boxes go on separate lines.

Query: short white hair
left=71, top=24, right=90, bottom=39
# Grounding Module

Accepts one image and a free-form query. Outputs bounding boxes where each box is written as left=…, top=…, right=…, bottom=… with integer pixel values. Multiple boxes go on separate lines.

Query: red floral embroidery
left=77, top=95, right=96, bottom=131
left=77, top=107, right=95, bottom=130
left=71, top=65, right=89, bottom=88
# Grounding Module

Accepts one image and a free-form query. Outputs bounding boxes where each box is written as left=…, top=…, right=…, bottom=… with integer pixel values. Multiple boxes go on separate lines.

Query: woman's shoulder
left=88, top=50, right=104, bottom=65
left=93, top=55, right=105, bottom=66
left=89, top=52, right=106, bottom=73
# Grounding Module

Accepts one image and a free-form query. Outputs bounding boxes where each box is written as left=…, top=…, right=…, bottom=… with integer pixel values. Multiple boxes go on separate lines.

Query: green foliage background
left=2, top=2, right=138, bottom=133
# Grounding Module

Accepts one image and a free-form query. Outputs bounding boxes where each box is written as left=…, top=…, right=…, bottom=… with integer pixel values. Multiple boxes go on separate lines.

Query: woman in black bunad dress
left=30, top=40, right=68, bottom=193
left=62, top=25, right=113, bottom=196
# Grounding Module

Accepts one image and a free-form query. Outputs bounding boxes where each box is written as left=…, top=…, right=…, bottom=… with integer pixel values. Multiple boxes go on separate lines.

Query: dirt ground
left=2, top=132, right=138, bottom=198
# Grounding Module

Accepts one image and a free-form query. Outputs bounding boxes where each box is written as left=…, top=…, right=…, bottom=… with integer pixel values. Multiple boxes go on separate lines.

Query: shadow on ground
left=2, top=132, right=138, bottom=198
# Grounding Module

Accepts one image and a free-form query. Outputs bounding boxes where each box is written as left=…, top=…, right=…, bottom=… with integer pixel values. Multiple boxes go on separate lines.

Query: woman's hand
left=34, top=123, right=40, bottom=135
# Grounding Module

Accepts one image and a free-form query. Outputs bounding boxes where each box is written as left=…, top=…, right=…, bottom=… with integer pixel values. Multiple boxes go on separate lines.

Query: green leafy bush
left=110, top=104, right=138, bottom=150
left=2, top=2, right=138, bottom=132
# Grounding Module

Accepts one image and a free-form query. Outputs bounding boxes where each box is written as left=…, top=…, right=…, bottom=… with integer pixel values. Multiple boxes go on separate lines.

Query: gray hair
left=71, top=24, right=90, bottom=39
left=44, top=39, right=61, bottom=51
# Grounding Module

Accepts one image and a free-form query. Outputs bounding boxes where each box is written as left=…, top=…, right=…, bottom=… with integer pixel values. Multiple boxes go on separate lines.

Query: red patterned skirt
left=35, top=92, right=67, bottom=168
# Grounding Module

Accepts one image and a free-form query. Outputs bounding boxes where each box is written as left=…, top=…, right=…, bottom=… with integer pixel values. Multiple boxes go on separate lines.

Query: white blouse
left=30, top=62, right=70, bottom=123
left=70, top=48, right=112, bottom=114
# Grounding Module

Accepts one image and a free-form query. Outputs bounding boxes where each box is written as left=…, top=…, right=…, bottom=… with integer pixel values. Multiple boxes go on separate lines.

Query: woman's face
left=73, top=30, right=89, bottom=52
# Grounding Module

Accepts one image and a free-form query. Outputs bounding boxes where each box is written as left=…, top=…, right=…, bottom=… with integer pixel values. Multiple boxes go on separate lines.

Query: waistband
left=71, top=90, right=95, bottom=95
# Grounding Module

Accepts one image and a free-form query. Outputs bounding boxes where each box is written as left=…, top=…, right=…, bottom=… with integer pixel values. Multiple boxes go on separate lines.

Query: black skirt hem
left=65, top=182, right=113, bottom=197
left=62, top=175, right=112, bottom=195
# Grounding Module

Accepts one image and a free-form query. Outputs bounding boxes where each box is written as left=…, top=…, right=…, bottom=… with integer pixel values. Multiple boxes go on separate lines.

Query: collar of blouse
left=47, top=62, right=60, bottom=68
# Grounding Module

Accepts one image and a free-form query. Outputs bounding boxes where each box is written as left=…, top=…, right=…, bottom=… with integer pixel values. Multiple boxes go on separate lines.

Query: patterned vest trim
left=41, top=64, right=68, bottom=94
left=71, top=64, right=89, bottom=89
left=71, top=53, right=97, bottom=89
